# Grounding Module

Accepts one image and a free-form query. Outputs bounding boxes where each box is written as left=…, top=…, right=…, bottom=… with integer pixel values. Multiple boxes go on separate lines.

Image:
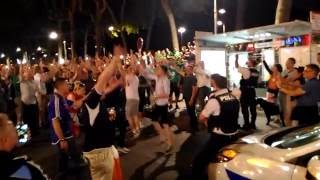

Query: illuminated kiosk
left=194, top=20, right=320, bottom=89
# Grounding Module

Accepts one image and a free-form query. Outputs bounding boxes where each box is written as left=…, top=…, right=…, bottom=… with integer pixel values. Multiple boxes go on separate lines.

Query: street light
left=217, top=21, right=226, bottom=33
left=178, top=27, right=186, bottom=48
left=37, top=46, right=42, bottom=51
left=0, top=53, right=5, bottom=58
left=219, top=8, right=226, bottom=14
left=16, top=47, right=21, bottom=52
left=108, top=26, right=114, bottom=32
left=49, top=31, right=58, bottom=40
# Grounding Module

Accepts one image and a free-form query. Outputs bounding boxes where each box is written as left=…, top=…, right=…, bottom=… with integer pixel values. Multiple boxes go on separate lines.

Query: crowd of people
left=0, top=42, right=320, bottom=179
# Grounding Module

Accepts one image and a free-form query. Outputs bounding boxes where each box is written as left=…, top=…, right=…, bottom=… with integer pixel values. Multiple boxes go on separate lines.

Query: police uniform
left=238, top=67, right=259, bottom=129
left=0, top=151, right=47, bottom=179
left=192, top=89, right=240, bottom=179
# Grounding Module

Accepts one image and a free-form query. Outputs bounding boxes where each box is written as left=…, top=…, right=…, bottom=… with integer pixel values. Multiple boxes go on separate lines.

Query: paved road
left=14, top=106, right=281, bottom=180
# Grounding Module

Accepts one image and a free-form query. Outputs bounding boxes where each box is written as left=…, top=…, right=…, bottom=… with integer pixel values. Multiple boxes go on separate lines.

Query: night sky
left=0, top=0, right=320, bottom=56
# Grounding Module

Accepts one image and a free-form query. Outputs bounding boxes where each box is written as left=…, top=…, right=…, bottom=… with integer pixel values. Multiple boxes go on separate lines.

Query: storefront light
left=260, top=34, right=266, bottom=38
left=265, top=33, right=272, bottom=37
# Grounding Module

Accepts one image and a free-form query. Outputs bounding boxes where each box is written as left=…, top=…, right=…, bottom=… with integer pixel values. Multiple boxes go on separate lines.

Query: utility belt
left=241, top=86, right=256, bottom=89
left=211, top=127, right=238, bottom=136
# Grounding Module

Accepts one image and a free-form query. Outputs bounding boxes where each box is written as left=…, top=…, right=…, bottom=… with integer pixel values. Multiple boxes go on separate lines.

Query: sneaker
left=165, top=144, right=173, bottom=153
left=123, top=147, right=131, bottom=152
left=117, top=147, right=129, bottom=154
left=133, top=132, right=140, bottom=139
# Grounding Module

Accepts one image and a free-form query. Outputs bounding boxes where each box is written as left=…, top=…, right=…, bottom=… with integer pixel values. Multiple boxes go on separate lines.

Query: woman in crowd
left=257, top=60, right=283, bottom=125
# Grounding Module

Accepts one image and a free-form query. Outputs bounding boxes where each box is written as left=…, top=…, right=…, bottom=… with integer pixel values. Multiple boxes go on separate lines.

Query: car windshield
left=265, top=124, right=320, bottom=149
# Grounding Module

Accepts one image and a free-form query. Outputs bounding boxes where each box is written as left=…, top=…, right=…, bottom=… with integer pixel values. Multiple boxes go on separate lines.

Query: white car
left=208, top=124, right=320, bottom=180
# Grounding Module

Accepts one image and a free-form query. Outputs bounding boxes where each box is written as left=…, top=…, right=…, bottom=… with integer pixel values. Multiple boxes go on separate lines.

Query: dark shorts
left=152, top=105, right=170, bottom=125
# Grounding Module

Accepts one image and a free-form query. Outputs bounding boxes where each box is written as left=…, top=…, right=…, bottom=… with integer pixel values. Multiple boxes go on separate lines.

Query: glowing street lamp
left=0, top=53, right=5, bottom=58
left=37, top=46, right=42, bottom=51
left=108, top=26, right=114, bottom=32
left=49, top=31, right=58, bottom=40
left=219, top=8, right=226, bottom=14
left=217, top=21, right=226, bottom=33
left=16, top=47, right=21, bottom=52
left=178, top=27, right=186, bottom=34
left=178, top=27, right=186, bottom=48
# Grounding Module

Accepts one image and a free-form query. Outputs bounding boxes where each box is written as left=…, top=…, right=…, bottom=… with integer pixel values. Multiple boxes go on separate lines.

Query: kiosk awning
left=195, top=20, right=312, bottom=45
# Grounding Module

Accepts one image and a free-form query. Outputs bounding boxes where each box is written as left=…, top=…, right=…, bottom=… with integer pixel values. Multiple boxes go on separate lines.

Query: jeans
left=22, top=102, right=39, bottom=136
left=56, top=138, right=84, bottom=180
left=185, top=99, right=198, bottom=131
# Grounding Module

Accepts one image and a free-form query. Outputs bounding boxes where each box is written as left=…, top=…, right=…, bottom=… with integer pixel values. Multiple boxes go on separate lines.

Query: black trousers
left=116, top=110, right=128, bottom=148
left=240, top=92, right=257, bottom=127
left=291, top=106, right=320, bottom=125
left=170, top=82, right=180, bottom=105
left=192, top=132, right=238, bottom=179
left=197, top=86, right=211, bottom=110
left=22, top=102, right=39, bottom=136
left=185, top=98, right=198, bottom=131
left=56, top=138, right=83, bottom=179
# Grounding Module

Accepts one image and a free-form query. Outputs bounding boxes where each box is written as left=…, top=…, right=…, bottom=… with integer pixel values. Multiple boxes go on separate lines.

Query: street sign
left=310, top=11, right=320, bottom=33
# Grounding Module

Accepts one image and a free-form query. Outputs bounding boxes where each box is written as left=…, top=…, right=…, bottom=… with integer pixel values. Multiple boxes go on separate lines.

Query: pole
left=223, top=24, right=226, bottom=33
left=180, top=33, right=183, bottom=49
left=63, top=41, right=67, bottom=60
left=214, top=0, right=218, bottom=34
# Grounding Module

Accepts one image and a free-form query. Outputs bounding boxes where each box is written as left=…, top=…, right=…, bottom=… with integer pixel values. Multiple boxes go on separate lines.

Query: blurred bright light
left=108, top=26, right=114, bottom=31
left=0, top=53, right=5, bottom=58
left=16, top=47, right=21, bottom=52
left=32, top=57, right=35, bottom=60
left=43, top=54, right=47, bottom=58
left=59, top=58, right=65, bottom=64
left=55, top=53, right=58, bottom=56
left=265, top=32, right=272, bottom=37
left=37, top=46, right=42, bottom=51
left=217, top=21, right=223, bottom=26
left=63, top=40, right=66, bottom=44
left=219, top=9, right=226, bottom=14
left=49, top=31, right=58, bottom=40
left=178, top=27, right=186, bottom=34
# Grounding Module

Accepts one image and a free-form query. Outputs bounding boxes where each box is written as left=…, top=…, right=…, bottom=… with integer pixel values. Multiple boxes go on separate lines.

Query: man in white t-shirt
left=125, top=66, right=140, bottom=137
left=34, top=66, right=47, bottom=127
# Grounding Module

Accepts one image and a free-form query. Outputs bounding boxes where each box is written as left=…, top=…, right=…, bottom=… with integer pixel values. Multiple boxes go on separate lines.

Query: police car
left=208, top=124, right=320, bottom=180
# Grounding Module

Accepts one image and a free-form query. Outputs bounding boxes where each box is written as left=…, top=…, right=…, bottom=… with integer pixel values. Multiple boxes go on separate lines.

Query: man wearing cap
left=192, top=74, right=240, bottom=179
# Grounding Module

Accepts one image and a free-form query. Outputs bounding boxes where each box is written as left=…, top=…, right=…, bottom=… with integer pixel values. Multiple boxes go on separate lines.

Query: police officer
left=235, top=55, right=259, bottom=130
left=0, top=113, right=47, bottom=179
left=192, top=74, right=240, bottom=179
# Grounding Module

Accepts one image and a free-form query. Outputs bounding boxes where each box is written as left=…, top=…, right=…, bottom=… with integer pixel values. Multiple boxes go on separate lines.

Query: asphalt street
left=14, top=105, right=280, bottom=180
